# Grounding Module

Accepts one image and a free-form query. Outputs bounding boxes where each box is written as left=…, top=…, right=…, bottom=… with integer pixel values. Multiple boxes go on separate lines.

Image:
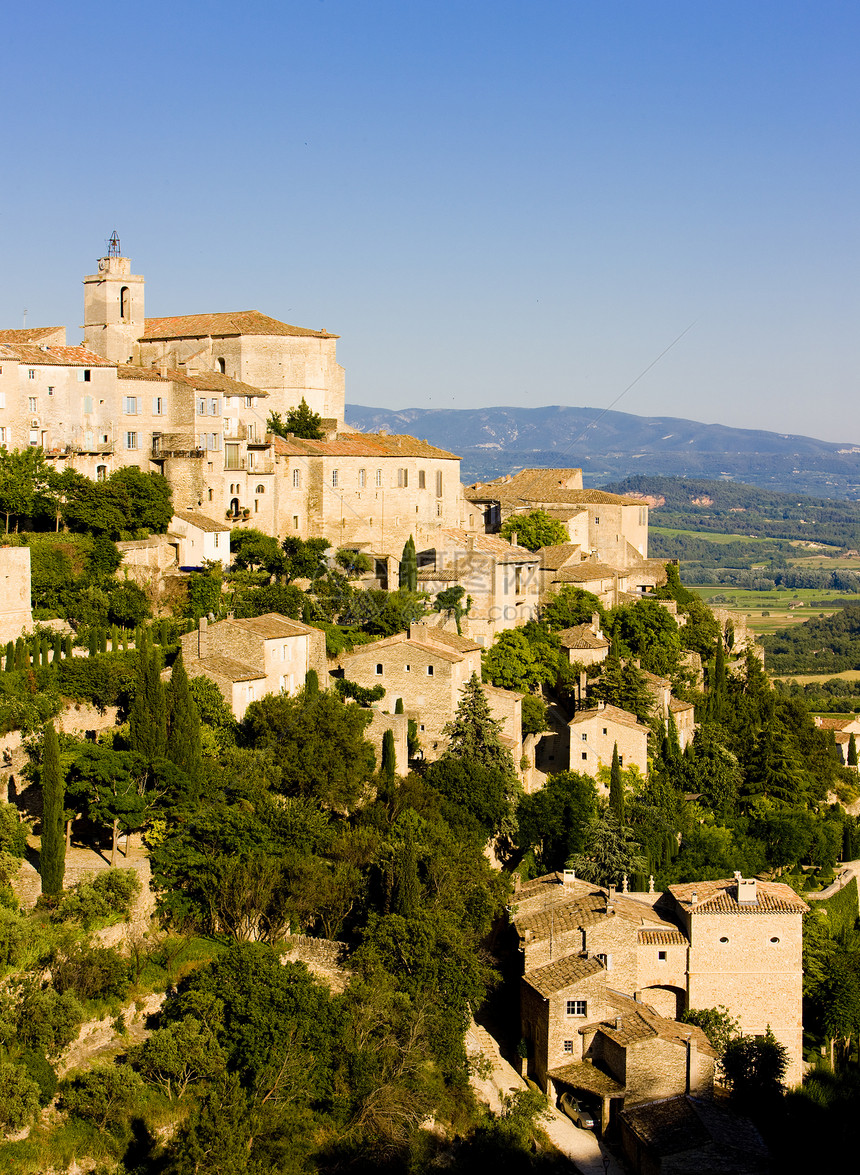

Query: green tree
left=0, top=448, right=52, bottom=532
left=61, top=1064, right=145, bottom=1129
left=848, top=733, right=858, bottom=768
left=391, top=815, right=420, bottom=918
left=398, top=535, right=417, bottom=592
left=436, top=584, right=470, bottom=634
left=542, top=586, right=605, bottom=632
left=268, top=397, right=325, bottom=440
left=567, top=810, right=646, bottom=888
left=68, top=745, right=151, bottom=866
left=609, top=742, right=624, bottom=821
left=722, top=1028, right=789, bottom=1106
left=516, top=771, right=598, bottom=873
left=499, top=509, right=567, bottom=552
left=521, top=694, right=548, bottom=737
left=167, top=651, right=203, bottom=788
left=128, top=635, right=167, bottom=764
left=442, top=673, right=516, bottom=777
left=40, top=722, right=66, bottom=896
left=380, top=728, right=396, bottom=787
left=230, top=528, right=285, bottom=577
left=0, top=1062, right=40, bottom=1132
left=482, top=628, right=550, bottom=692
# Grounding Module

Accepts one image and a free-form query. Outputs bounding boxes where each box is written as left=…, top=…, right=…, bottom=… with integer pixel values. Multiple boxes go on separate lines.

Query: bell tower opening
left=83, top=232, right=145, bottom=363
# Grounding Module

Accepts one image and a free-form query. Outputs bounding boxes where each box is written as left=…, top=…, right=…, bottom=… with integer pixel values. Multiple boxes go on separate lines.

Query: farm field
left=773, top=670, right=860, bottom=685
left=691, top=585, right=860, bottom=637
left=650, top=526, right=774, bottom=545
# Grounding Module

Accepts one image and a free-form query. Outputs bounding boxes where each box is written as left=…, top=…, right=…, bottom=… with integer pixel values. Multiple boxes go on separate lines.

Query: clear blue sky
left=2, top=1, right=858, bottom=442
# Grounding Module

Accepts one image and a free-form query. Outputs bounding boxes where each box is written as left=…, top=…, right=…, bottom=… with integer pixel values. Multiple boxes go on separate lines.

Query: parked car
left=559, top=1092, right=595, bottom=1129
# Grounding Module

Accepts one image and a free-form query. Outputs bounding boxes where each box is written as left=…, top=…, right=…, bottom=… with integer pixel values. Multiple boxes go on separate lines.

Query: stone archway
left=639, top=984, right=686, bottom=1020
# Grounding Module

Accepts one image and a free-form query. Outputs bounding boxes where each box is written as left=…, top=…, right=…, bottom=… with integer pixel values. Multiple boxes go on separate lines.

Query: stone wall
left=0, top=547, right=32, bottom=643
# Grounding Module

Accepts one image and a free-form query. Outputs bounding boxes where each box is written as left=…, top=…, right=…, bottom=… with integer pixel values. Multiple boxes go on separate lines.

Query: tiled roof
left=638, top=929, right=688, bottom=946
left=0, top=343, right=112, bottom=367
left=620, top=1096, right=769, bottom=1163
left=522, top=954, right=605, bottom=997
left=0, top=327, right=64, bottom=343
left=546, top=1060, right=625, bottom=1096
left=340, top=632, right=464, bottom=665
left=117, top=365, right=269, bottom=398
left=669, top=878, right=809, bottom=915
left=569, top=704, right=648, bottom=731
left=171, top=510, right=230, bottom=534
left=143, top=311, right=336, bottom=340
left=557, top=624, right=609, bottom=651
left=598, top=991, right=717, bottom=1056
left=416, top=569, right=459, bottom=583
left=669, top=698, right=695, bottom=714
left=231, top=613, right=316, bottom=640
left=482, top=682, right=526, bottom=702
left=536, top=543, right=584, bottom=570
left=440, top=529, right=538, bottom=562
left=816, top=716, right=852, bottom=731
left=116, top=365, right=169, bottom=383
left=466, top=473, right=639, bottom=508
left=553, top=561, right=620, bottom=584
left=191, top=655, right=265, bottom=683
left=273, top=433, right=458, bottom=460
left=411, top=627, right=482, bottom=654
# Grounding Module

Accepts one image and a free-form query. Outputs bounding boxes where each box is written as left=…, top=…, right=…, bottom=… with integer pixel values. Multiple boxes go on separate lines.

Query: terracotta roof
left=816, top=716, right=852, bottom=731
left=669, top=878, right=809, bottom=915
left=466, top=472, right=639, bottom=508
left=190, top=656, right=265, bottom=683
left=669, top=698, right=695, bottom=714
left=595, top=991, right=717, bottom=1056
left=440, top=529, right=538, bottom=562
left=536, top=543, right=584, bottom=570
left=143, top=311, right=336, bottom=340
left=482, top=682, right=526, bottom=702
left=512, top=872, right=602, bottom=916
left=0, top=327, right=64, bottom=343
left=273, top=433, right=458, bottom=460
left=638, top=929, right=688, bottom=946
left=340, top=632, right=464, bottom=665
left=523, top=954, right=605, bottom=997
left=554, top=561, right=620, bottom=584
left=514, top=888, right=676, bottom=941
left=557, top=624, right=609, bottom=651
left=0, top=343, right=112, bottom=367
left=171, top=510, right=230, bottom=534
left=410, top=626, right=481, bottom=654
left=116, top=365, right=169, bottom=383
left=230, top=613, right=316, bottom=640
left=546, top=1060, right=625, bottom=1096
left=569, top=704, right=648, bottom=732
left=416, top=569, right=459, bottom=583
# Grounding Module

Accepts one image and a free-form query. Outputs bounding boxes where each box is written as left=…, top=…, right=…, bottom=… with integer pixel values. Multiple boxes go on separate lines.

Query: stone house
left=465, top=468, right=649, bottom=569
left=168, top=510, right=230, bottom=569
left=414, top=528, right=541, bottom=645
left=336, top=623, right=524, bottom=767
left=180, top=612, right=328, bottom=719
left=569, top=703, right=650, bottom=781
left=619, top=1095, right=770, bottom=1175
left=639, top=668, right=695, bottom=751
left=557, top=615, right=610, bottom=667
left=813, top=715, right=860, bottom=767
left=511, top=870, right=808, bottom=1104
left=0, top=547, right=32, bottom=642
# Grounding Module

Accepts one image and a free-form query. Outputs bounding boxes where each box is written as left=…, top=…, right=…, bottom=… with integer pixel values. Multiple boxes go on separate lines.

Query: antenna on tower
left=107, top=231, right=121, bottom=258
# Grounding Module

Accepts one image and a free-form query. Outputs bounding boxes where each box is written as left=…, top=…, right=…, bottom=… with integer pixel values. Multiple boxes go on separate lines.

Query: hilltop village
left=0, top=245, right=856, bottom=1173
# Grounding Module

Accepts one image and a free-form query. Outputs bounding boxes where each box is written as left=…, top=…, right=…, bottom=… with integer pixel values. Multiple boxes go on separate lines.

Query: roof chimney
left=198, top=615, right=208, bottom=659
left=735, top=872, right=758, bottom=905
left=562, top=869, right=576, bottom=888
left=615, top=1016, right=622, bottom=1029
left=510, top=531, right=518, bottom=547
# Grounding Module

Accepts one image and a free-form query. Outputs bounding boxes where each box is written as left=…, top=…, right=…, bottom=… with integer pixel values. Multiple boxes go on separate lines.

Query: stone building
left=569, top=703, right=650, bottom=781
left=557, top=615, right=610, bottom=667
left=0, top=547, right=33, bottom=642
left=511, top=870, right=808, bottom=1115
left=415, top=528, right=541, bottom=645
left=465, top=468, right=650, bottom=569
left=180, top=612, right=328, bottom=719
left=168, top=510, right=231, bottom=569
left=336, top=623, right=524, bottom=768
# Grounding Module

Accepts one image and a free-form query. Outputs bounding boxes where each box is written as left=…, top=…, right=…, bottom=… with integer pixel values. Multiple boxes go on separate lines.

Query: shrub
left=0, top=1061, right=40, bottom=1132
left=18, top=1049, right=57, bottom=1106
left=14, top=982, right=85, bottom=1056
left=51, top=943, right=131, bottom=1003
left=54, top=869, right=141, bottom=930
left=0, top=804, right=29, bottom=859
left=0, top=909, right=27, bottom=971
left=60, top=1064, right=144, bottom=1129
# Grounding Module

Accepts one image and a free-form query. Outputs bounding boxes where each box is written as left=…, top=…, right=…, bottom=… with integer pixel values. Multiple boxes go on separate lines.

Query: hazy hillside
left=345, top=404, right=860, bottom=498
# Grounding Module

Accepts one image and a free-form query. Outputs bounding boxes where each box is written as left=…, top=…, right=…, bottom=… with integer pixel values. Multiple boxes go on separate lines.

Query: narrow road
left=465, top=1021, right=625, bottom=1174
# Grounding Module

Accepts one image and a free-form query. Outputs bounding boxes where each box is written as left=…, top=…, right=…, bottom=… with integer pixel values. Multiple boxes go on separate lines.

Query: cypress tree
left=305, top=668, right=319, bottom=697
left=40, top=722, right=66, bottom=896
left=398, top=536, right=418, bottom=592
left=665, top=711, right=682, bottom=761
left=14, top=638, right=25, bottom=671
left=395, top=697, right=404, bottom=714
left=4, top=640, right=13, bottom=672
left=111, top=625, right=119, bottom=652
left=380, top=728, right=396, bottom=786
left=52, top=633, right=62, bottom=663
left=129, top=635, right=167, bottom=762
left=87, top=630, right=98, bottom=657
left=41, top=638, right=50, bottom=667
left=167, top=650, right=202, bottom=784
left=63, top=635, right=73, bottom=659
left=609, top=742, right=625, bottom=822
left=98, top=630, right=108, bottom=655
left=392, top=820, right=419, bottom=918
left=848, top=733, right=858, bottom=768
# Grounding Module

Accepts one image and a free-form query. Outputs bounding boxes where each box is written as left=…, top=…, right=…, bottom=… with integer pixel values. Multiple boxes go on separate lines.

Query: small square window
left=566, top=1000, right=587, bottom=1016
left=563, top=1040, right=573, bottom=1054
left=405, top=665, right=410, bottom=672
left=602, top=727, right=608, bottom=735
left=581, top=733, right=587, bottom=742
left=47, top=386, right=54, bottom=396
left=375, top=664, right=383, bottom=675
left=427, top=665, right=434, bottom=676
left=658, top=950, right=667, bottom=962
left=581, top=752, right=587, bottom=760
left=418, top=470, right=426, bottom=489
left=28, top=369, right=36, bottom=379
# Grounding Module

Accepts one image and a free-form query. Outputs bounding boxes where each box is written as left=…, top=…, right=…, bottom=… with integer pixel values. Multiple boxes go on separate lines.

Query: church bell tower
left=83, top=232, right=145, bottom=363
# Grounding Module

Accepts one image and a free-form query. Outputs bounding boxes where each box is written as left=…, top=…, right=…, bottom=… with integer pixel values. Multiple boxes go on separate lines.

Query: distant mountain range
left=345, top=404, right=860, bottom=500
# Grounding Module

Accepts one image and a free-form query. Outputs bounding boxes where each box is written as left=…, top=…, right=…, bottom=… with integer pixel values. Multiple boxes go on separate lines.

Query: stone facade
left=337, top=624, right=523, bottom=768
left=181, top=612, right=328, bottom=719
left=569, top=704, right=650, bottom=781
left=512, top=871, right=808, bottom=1103
left=416, top=529, right=541, bottom=646
left=0, top=547, right=33, bottom=642
left=168, top=510, right=231, bottom=568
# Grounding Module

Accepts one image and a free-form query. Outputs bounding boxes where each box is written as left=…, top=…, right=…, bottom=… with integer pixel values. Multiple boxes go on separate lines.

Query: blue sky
left=2, top=1, right=858, bottom=442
